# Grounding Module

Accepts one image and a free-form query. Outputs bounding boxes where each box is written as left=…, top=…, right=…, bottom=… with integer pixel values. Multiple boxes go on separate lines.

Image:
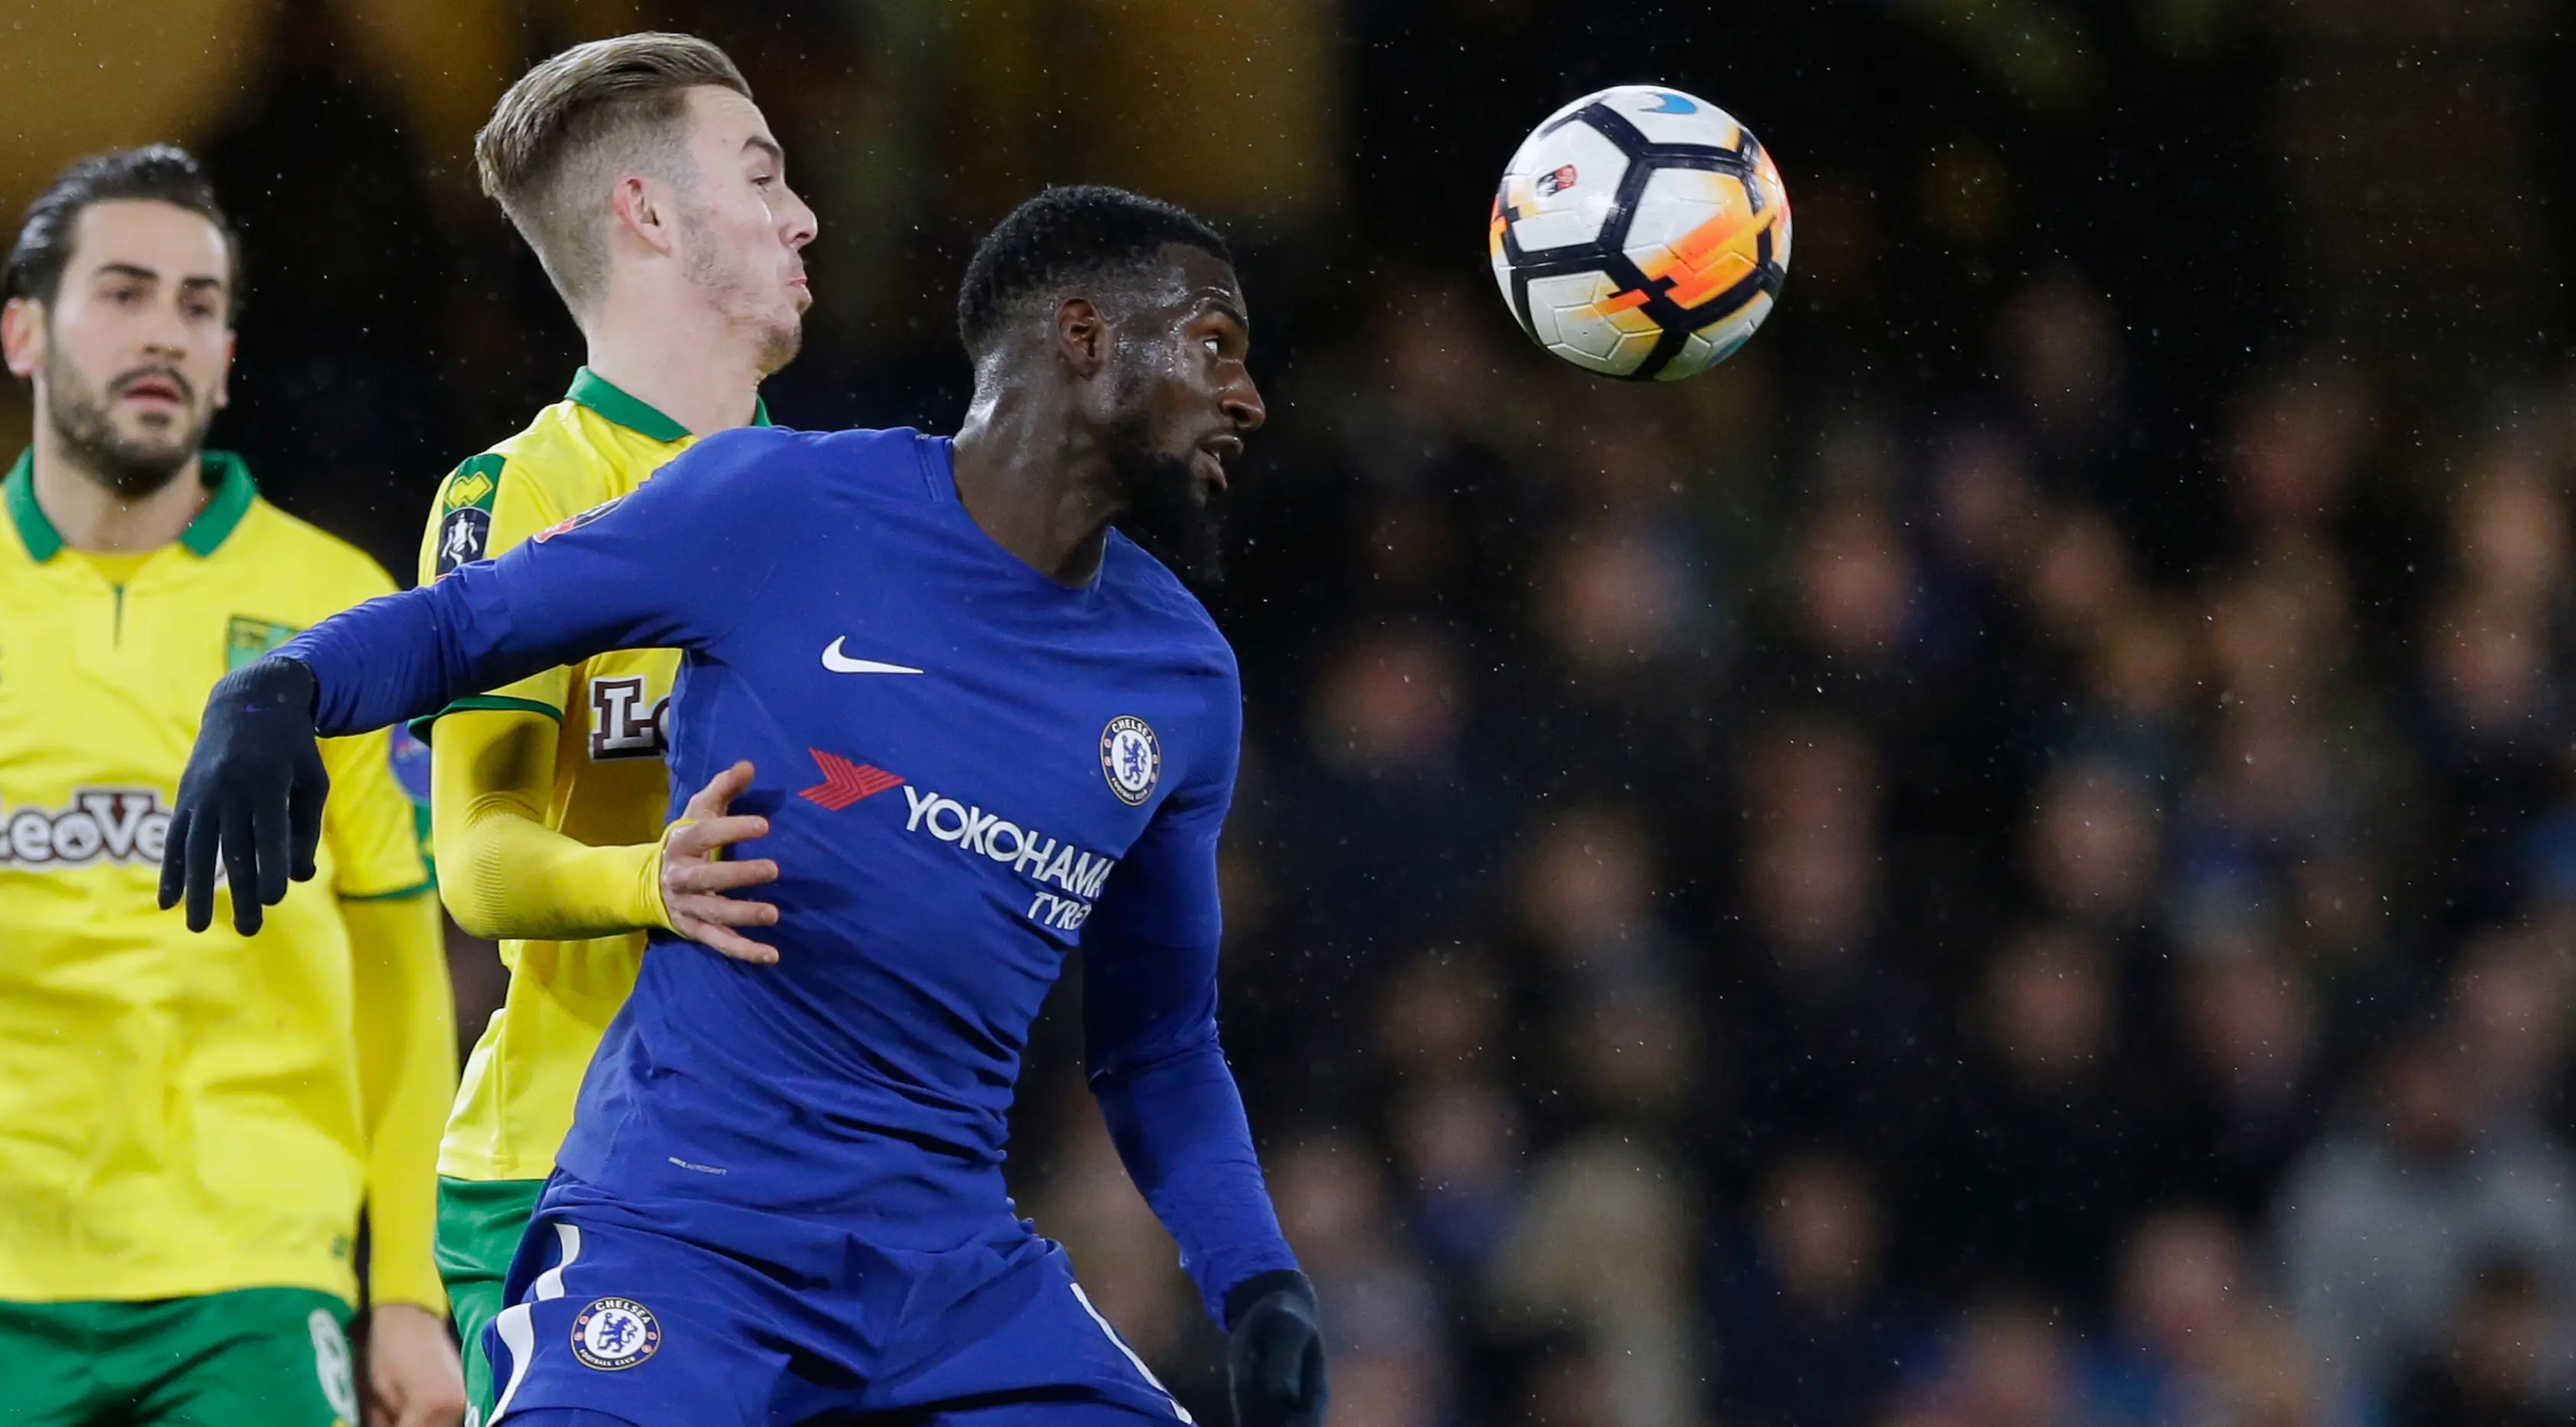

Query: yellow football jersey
left=0, top=449, right=431, bottom=1305
left=423, top=368, right=767, bottom=1183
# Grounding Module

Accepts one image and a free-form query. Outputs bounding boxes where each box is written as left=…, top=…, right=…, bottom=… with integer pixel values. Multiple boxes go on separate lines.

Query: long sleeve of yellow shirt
left=338, top=889, right=455, bottom=1312
left=430, top=708, right=672, bottom=942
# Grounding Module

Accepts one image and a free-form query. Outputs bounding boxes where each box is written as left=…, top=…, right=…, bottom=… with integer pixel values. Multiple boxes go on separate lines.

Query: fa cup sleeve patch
left=434, top=454, right=504, bottom=576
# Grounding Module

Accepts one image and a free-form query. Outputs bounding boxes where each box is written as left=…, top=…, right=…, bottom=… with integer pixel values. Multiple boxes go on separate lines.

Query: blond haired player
left=415, top=34, right=816, bottom=1417
left=0, top=147, right=463, bottom=1425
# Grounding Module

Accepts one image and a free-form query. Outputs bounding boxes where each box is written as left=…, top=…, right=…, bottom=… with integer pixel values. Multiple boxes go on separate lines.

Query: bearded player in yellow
left=415, top=35, right=816, bottom=1419
left=0, top=148, right=465, bottom=1425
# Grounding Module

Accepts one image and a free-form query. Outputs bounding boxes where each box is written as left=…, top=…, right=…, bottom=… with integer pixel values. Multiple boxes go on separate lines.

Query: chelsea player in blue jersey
left=159, top=187, right=1326, bottom=1427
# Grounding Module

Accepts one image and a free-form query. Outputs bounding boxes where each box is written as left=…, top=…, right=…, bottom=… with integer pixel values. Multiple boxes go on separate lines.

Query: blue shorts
left=482, top=1173, right=1191, bottom=1426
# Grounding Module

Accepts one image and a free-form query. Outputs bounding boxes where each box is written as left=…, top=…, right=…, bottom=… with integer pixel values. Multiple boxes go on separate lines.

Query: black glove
left=156, top=655, right=329, bottom=935
left=1225, top=1269, right=1327, bottom=1427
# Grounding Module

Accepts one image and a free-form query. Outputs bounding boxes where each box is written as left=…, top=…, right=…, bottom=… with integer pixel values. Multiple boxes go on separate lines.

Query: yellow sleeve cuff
left=636, top=832, right=675, bottom=935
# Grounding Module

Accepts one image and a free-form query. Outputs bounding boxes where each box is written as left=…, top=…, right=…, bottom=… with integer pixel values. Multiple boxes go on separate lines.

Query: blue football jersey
left=282, top=426, right=1295, bottom=1319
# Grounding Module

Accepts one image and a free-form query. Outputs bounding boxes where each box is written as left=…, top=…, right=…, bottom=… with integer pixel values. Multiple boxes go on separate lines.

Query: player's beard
left=44, top=347, right=208, bottom=498
left=681, top=202, right=803, bottom=376
left=1103, top=390, right=1223, bottom=587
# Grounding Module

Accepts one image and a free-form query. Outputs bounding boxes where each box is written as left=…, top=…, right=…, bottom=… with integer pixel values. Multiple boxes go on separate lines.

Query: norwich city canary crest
left=226, top=616, right=299, bottom=669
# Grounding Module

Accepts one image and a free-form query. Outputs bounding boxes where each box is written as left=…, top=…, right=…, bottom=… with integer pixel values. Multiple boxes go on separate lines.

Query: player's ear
left=1054, top=296, right=1107, bottom=380
left=2, top=296, right=45, bottom=380
left=610, top=175, right=678, bottom=257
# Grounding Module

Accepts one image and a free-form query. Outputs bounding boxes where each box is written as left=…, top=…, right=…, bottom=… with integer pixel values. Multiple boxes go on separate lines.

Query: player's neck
left=950, top=388, right=1119, bottom=588
left=580, top=302, right=766, bottom=438
left=27, top=412, right=209, bottom=553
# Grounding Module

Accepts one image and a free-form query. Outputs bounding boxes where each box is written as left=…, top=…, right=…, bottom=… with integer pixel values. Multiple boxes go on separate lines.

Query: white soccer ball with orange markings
left=1489, top=85, right=1791, bottom=381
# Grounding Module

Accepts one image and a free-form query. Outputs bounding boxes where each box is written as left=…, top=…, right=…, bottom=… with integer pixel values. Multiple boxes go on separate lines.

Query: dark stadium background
left=8, top=2, right=2576, bottom=1424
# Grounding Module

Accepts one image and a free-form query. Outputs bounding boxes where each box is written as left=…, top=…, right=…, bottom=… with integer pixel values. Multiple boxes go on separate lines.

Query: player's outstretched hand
left=662, top=759, right=783, bottom=964
left=155, top=655, right=329, bottom=936
left=1225, top=1269, right=1328, bottom=1427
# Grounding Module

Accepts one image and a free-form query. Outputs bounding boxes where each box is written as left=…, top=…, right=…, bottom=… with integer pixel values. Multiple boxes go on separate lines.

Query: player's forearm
left=284, top=548, right=651, bottom=738
left=433, top=708, right=672, bottom=942
left=443, top=799, right=668, bottom=942
left=340, top=890, right=456, bottom=1312
left=280, top=567, right=556, bottom=737
left=286, top=459, right=771, bottom=737
left=1093, top=1036, right=1300, bottom=1327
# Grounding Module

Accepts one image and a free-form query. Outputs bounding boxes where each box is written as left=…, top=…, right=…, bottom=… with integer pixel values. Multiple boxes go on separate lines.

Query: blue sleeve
left=1081, top=672, right=1299, bottom=1327
left=281, top=429, right=801, bottom=736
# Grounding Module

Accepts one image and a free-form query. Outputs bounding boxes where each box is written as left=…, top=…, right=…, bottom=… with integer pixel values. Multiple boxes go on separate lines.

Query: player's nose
left=140, top=304, right=191, bottom=360
left=780, top=182, right=819, bottom=249
left=1224, top=372, right=1266, bottom=435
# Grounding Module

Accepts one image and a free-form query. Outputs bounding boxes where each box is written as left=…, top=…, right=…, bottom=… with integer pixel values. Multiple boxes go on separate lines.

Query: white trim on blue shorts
left=1068, top=1282, right=1193, bottom=1423
left=489, top=1222, right=585, bottom=1424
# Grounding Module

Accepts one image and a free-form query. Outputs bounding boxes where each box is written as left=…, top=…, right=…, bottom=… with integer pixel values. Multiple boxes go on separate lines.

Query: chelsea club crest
left=570, top=1296, right=662, bottom=1371
left=1099, top=716, right=1161, bottom=806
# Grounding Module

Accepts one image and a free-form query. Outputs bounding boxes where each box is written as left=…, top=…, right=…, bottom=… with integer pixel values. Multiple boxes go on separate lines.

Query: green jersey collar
left=5, top=447, right=259, bottom=563
left=180, top=451, right=259, bottom=556
left=566, top=366, right=773, bottom=443
left=1, top=450, right=50, bottom=562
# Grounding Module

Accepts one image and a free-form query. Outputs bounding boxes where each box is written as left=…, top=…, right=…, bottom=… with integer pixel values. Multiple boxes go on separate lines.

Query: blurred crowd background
left=8, top=1, right=2576, bottom=1425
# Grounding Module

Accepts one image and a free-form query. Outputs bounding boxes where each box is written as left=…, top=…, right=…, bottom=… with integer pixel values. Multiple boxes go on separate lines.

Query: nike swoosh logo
left=821, top=638, right=924, bottom=676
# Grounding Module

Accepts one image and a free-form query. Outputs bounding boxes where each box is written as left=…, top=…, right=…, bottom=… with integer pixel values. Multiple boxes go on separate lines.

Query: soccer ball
left=1489, top=86, right=1791, bottom=381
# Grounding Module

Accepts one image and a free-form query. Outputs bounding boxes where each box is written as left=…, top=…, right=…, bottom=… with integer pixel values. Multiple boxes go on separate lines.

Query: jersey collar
left=566, top=366, right=773, bottom=443
left=4, top=447, right=259, bottom=563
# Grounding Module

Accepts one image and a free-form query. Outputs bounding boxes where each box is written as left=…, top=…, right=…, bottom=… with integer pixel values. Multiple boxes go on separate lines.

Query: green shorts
left=434, top=1176, right=546, bottom=1421
left=0, top=1288, right=355, bottom=1426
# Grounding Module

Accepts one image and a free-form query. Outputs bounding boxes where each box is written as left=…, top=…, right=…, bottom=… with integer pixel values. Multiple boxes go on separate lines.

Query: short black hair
left=5, top=145, right=239, bottom=315
left=956, top=184, right=1231, bottom=354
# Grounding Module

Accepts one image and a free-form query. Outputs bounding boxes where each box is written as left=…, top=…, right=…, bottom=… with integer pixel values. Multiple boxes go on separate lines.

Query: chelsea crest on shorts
left=570, top=1296, right=662, bottom=1371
